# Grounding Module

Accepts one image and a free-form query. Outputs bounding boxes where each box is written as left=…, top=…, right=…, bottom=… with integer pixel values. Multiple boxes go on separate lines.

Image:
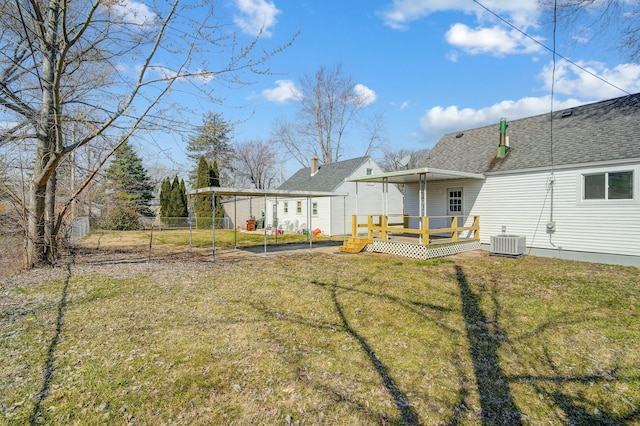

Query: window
left=312, top=202, right=318, bottom=216
left=584, top=171, right=633, bottom=200
left=366, top=168, right=373, bottom=175
left=448, top=189, right=462, bottom=213
left=283, top=202, right=288, bottom=213
left=296, top=201, right=302, bottom=214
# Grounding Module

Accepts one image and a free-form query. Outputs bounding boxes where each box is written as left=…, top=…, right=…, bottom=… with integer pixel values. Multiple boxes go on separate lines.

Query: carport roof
left=188, top=186, right=348, bottom=198
left=345, top=167, right=485, bottom=184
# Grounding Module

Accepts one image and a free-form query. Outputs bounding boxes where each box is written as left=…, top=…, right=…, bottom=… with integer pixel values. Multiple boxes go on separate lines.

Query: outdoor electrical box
left=546, top=221, right=556, bottom=233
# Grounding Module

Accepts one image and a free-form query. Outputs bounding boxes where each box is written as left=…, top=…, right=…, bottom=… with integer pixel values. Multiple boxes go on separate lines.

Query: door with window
left=447, top=187, right=463, bottom=230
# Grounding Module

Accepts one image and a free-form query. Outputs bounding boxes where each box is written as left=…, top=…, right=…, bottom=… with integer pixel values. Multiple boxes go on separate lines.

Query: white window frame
left=312, top=202, right=318, bottom=216
left=582, top=170, right=634, bottom=201
left=296, top=201, right=302, bottom=214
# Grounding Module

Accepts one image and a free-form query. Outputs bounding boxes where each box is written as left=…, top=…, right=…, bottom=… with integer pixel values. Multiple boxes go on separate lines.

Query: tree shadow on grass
left=30, top=255, right=74, bottom=425
left=455, top=265, right=523, bottom=425
left=328, top=280, right=422, bottom=425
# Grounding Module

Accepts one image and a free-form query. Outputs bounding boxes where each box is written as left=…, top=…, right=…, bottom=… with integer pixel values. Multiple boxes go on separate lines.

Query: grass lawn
left=1, top=230, right=639, bottom=425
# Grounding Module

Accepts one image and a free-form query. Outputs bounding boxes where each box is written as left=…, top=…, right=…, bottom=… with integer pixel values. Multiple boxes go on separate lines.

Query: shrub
left=97, top=205, right=141, bottom=230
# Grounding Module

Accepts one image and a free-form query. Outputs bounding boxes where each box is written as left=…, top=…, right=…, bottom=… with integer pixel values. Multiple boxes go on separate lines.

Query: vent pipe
left=497, top=117, right=509, bottom=158
left=310, top=155, right=319, bottom=176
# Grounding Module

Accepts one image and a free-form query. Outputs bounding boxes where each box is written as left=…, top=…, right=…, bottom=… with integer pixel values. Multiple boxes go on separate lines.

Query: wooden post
left=367, top=215, right=373, bottom=239
left=421, top=216, right=429, bottom=245
left=451, top=216, right=458, bottom=242
left=380, top=215, right=388, bottom=240
left=351, top=215, right=358, bottom=237
left=474, top=216, right=480, bottom=240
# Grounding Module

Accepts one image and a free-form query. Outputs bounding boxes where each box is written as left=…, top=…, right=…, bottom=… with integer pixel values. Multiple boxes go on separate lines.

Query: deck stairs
left=339, top=237, right=373, bottom=253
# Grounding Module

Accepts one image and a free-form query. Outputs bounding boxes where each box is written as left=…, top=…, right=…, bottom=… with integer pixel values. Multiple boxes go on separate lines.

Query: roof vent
left=456, top=132, right=464, bottom=138
left=561, top=110, right=573, bottom=118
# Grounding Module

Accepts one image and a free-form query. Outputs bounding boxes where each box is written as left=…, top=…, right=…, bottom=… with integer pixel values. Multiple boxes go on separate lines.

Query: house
left=220, top=196, right=265, bottom=229
left=270, top=156, right=404, bottom=236
left=349, top=93, right=640, bottom=266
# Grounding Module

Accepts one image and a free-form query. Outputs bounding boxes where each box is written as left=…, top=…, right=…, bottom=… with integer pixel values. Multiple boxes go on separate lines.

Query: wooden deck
left=350, top=215, right=480, bottom=245
left=340, top=215, right=481, bottom=259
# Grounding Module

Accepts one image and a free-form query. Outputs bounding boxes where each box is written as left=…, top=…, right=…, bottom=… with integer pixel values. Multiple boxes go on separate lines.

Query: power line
left=472, top=0, right=632, bottom=96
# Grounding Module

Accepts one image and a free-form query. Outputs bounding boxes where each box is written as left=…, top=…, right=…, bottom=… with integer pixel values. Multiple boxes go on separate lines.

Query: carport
left=188, top=186, right=348, bottom=260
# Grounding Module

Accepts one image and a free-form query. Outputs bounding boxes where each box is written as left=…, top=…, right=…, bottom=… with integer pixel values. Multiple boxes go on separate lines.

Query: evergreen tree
left=168, top=176, right=188, bottom=218
left=159, top=177, right=172, bottom=219
left=180, top=179, right=187, bottom=214
left=105, top=141, right=155, bottom=217
left=187, top=112, right=235, bottom=185
left=195, top=157, right=213, bottom=226
left=194, top=156, right=225, bottom=228
left=211, top=161, right=225, bottom=227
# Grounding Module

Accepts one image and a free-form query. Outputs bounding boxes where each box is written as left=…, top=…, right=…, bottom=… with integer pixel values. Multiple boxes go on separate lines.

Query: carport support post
left=263, top=192, right=267, bottom=257
left=308, top=197, right=312, bottom=253
left=212, top=191, right=216, bottom=261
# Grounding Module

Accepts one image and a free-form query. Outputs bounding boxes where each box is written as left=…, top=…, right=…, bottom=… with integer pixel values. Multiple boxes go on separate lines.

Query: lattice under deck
left=364, top=240, right=481, bottom=259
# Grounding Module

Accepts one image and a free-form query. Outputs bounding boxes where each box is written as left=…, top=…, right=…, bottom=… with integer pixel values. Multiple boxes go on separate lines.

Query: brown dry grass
left=1, top=230, right=639, bottom=425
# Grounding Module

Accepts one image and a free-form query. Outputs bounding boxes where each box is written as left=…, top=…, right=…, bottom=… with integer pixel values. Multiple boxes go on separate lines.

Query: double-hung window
left=584, top=171, right=633, bottom=200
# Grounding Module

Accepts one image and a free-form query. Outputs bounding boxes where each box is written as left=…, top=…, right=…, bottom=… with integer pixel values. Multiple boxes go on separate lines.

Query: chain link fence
left=139, top=217, right=232, bottom=230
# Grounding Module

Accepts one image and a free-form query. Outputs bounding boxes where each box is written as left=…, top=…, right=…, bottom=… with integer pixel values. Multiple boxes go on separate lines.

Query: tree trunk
left=26, top=0, right=60, bottom=268
left=45, top=169, right=58, bottom=262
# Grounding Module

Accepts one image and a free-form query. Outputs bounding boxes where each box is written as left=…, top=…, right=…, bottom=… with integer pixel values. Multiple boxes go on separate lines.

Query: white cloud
left=379, top=0, right=540, bottom=31
left=445, top=23, right=543, bottom=56
left=234, top=0, right=281, bottom=37
left=353, top=84, right=377, bottom=106
left=105, top=0, right=156, bottom=26
left=540, top=60, right=640, bottom=99
left=419, top=96, right=585, bottom=143
left=261, top=80, right=301, bottom=103
left=400, top=101, right=410, bottom=110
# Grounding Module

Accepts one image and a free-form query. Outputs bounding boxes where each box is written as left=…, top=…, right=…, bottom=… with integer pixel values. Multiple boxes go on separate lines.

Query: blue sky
left=140, top=0, right=640, bottom=179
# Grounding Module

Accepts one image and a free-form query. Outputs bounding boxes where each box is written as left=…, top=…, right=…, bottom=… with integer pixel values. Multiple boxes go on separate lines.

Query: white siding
left=405, top=179, right=483, bottom=233
left=220, top=197, right=265, bottom=229
left=471, top=164, right=640, bottom=256
left=268, top=197, right=331, bottom=233
left=265, top=158, right=404, bottom=236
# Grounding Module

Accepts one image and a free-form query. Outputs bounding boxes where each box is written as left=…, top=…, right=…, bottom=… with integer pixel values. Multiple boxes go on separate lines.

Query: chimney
left=496, top=117, right=509, bottom=158
left=310, top=155, right=319, bottom=176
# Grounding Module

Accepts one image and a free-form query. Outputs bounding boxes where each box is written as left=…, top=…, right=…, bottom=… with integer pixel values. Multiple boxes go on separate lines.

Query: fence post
left=421, top=216, right=429, bottom=245
left=380, top=215, right=388, bottom=240
left=451, top=216, right=458, bottom=242
left=474, top=216, right=480, bottom=240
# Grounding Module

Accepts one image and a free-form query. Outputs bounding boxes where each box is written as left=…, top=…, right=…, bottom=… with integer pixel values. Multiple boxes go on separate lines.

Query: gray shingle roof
left=278, top=156, right=369, bottom=192
left=425, top=93, right=640, bottom=174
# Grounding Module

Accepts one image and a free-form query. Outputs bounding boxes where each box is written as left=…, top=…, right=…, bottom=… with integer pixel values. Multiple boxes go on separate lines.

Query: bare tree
left=0, top=0, right=294, bottom=267
left=378, top=148, right=431, bottom=173
left=539, top=1, right=640, bottom=60
left=375, top=148, right=430, bottom=195
left=233, top=139, right=279, bottom=189
left=271, top=64, right=383, bottom=168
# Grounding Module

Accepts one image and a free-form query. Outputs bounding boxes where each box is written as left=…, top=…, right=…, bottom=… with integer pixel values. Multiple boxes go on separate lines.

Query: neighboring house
left=270, top=156, right=404, bottom=236
left=220, top=196, right=265, bottom=229
left=399, top=93, right=640, bottom=266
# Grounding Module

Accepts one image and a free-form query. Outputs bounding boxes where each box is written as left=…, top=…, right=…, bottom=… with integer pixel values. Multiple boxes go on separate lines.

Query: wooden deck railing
left=351, top=214, right=480, bottom=245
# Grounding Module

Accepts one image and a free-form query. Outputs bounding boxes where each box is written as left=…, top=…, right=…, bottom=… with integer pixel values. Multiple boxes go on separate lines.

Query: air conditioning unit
left=490, top=235, right=526, bottom=257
